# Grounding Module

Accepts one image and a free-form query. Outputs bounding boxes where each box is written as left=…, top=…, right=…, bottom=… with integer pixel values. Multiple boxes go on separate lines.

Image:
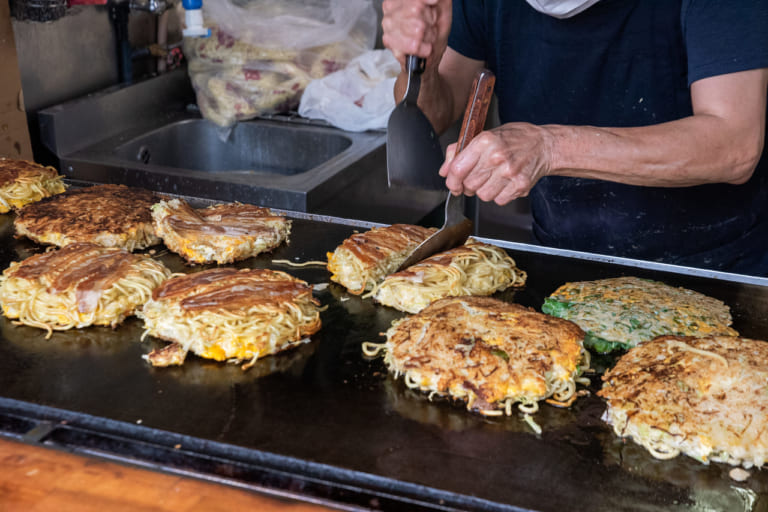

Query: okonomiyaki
left=14, top=184, right=161, bottom=251
left=0, top=158, right=65, bottom=213
left=151, top=198, right=291, bottom=264
left=363, top=296, right=588, bottom=430
left=373, top=239, right=527, bottom=313
left=541, top=276, right=737, bottom=353
left=139, top=267, right=322, bottom=368
left=327, top=224, right=436, bottom=295
left=599, top=335, right=768, bottom=469
left=0, top=242, right=171, bottom=337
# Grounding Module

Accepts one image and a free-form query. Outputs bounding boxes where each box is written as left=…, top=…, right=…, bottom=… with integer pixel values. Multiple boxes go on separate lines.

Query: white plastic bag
left=298, top=49, right=400, bottom=132
left=203, top=0, right=375, bottom=51
left=184, top=0, right=377, bottom=127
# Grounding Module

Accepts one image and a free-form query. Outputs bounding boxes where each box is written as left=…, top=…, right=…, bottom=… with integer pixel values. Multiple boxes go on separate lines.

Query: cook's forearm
left=549, top=69, right=768, bottom=188
left=547, top=114, right=764, bottom=187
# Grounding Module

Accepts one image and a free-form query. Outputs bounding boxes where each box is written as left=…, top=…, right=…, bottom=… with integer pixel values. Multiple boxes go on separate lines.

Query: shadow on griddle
left=327, top=281, right=406, bottom=327
left=0, top=214, right=14, bottom=239
left=11, top=237, right=47, bottom=262
left=0, top=316, right=142, bottom=356
left=600, top=435, right=768, bottom=508
left=142, top=338, right=319, bottom=387
left=381, top=372, right=597, bottom=435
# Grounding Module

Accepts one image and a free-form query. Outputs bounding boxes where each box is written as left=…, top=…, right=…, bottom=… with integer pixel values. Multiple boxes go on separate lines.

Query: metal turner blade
left=394, top=68, right=496, bottom=272
left=386, top=55, right=445, bottom=190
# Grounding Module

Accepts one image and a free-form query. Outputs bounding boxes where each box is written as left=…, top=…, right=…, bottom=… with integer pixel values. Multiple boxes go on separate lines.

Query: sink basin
left=62, top=116, right=384, bottom=211
left=37, top=71, right=390, bottom=211
left=38, top=71, right=446, bottom=223
left=113, top=119, right=353, bottom=175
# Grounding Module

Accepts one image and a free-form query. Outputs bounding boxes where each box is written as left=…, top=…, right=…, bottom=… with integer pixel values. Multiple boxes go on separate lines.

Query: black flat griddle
left=1, top=196, right=767, bottom=512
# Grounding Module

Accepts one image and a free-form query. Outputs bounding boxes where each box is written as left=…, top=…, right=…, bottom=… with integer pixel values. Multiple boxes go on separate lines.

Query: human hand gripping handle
left=440, top=67, right=495, bottom=235
left=440, top=88, right=555, bottom=204
left=381, top=0, right=451, bottom=68
left=394, top=69, right=496, bottom=272
left=455, top=69, right=496, bottom=157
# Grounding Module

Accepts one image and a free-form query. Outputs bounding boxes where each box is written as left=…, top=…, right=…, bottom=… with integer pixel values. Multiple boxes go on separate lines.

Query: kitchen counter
left=0, top=438, right=334, bottom=511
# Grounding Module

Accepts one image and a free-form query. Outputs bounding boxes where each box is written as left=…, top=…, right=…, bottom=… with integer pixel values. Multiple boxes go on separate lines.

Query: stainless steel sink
left=113, top=118, right=353, bottom=175
left=38, top=71, right=389, bottom=212
left=38, top=70, right=446, bottom=222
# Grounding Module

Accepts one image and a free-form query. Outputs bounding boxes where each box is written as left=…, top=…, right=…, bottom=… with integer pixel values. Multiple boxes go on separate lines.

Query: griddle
left=1, top=191, right=767, bottom=512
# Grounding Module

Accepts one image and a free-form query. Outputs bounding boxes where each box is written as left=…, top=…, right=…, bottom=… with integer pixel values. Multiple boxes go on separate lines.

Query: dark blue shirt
left=448, top=0, right=768, bottom=275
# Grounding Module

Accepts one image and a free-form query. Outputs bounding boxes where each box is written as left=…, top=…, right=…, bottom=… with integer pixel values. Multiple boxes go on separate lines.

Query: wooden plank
left=0, top=438, right=335, bottom=512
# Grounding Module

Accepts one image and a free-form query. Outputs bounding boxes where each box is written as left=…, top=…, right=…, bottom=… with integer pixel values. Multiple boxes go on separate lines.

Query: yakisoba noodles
left=372, top=239, right=527, bottom=313
left=0, top=158, right=66, bottom=213
left=327, top=224, right=436, bottom=295
left=599, top=335, right=768, bottom=469
left=363, top=296, right=589, bottom=432
left=151, top=198, right=291, bottom=264
left=0, top=242, right=172, bottom=338
left=139, top=267, right=322, bottom=369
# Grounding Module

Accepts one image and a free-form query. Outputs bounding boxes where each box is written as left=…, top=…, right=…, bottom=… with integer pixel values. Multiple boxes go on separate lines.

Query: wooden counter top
left=0, top=438, right=337, bottom=512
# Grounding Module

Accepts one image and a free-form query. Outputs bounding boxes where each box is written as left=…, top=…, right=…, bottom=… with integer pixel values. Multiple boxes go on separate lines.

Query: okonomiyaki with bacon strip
left=139, top=267, right=322, bottom=368
left=0, top=158, right=66, bottom=213
left=0, top=242, right=171, bottom=337
left=327, top=224, right=436, bottom=295
left=151, top=198, right=291, bottom=264
left=373, top=239, right=527, bottom=313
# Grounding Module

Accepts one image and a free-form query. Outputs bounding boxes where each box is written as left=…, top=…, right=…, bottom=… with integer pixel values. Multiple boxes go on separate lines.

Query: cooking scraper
left=386, top=55, right=445, bottom=190
left=395, top=68, right=496, bottom=272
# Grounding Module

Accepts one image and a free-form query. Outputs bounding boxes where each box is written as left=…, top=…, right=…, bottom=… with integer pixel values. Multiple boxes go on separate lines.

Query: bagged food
left=183, top=0, right=377, bottom=127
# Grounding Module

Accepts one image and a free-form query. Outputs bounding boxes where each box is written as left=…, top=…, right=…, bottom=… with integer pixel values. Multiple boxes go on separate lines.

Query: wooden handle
left=456, top=69, right=495, bottom=154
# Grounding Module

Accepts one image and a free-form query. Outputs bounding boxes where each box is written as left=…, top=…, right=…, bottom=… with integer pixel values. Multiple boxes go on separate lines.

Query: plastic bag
left=184, top=0, right=377, bottom=127
left=298, top=49, right=400, bottom=132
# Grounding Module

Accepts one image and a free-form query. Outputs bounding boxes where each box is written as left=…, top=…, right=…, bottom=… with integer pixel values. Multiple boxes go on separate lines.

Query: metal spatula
left=394, top=68, right=496, bottom=272
left=386, top=55, right=445, bottom=190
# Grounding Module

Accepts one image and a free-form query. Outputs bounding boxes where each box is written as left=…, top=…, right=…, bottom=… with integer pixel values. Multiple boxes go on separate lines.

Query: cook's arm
left=441, top=67, right=768, bottom=205
left=382, top=0, right=481, bottom=133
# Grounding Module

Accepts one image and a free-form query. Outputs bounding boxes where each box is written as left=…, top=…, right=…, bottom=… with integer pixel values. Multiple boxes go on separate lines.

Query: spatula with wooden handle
left=394, top=68, right=496, bottom=272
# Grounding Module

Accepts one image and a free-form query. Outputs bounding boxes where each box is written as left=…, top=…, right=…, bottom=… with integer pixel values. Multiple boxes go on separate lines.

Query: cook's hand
left=439, top=123, right=555, bottom=205
left=381, top=0, right=452, bottom=70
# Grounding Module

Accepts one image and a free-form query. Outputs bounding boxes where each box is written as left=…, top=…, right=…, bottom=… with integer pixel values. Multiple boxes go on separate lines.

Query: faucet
left=109, top=0, right=185, bottom=82
left=129, top=0, right=170, bottom=14
left=182, top=0, right=211, bottom=37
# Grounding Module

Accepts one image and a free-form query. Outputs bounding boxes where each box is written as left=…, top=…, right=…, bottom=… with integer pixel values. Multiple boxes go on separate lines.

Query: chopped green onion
left=491, top=348, right=509, bottom=361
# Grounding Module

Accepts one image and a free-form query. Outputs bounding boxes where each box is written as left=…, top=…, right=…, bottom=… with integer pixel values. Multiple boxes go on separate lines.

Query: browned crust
left=336, top=224, right=436, bottom=267
left=145, top=342, right=187, bottom=367
left=387, top=296, right=585, bottom=410
left=598, top=335, right=768, bottom=434
left=15, top=184, right=158, bottom=241
left=5, top=242, right=155, bottom=313
left=0, top=158, right=60, bottom=187
left=164, top=200, right=287, bottom=239
left=152, top=267, right=318, bottom=313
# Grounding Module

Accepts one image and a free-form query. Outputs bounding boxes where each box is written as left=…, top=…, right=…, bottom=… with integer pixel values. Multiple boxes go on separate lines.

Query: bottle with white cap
left=182, top=0, right=211, bottom=38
